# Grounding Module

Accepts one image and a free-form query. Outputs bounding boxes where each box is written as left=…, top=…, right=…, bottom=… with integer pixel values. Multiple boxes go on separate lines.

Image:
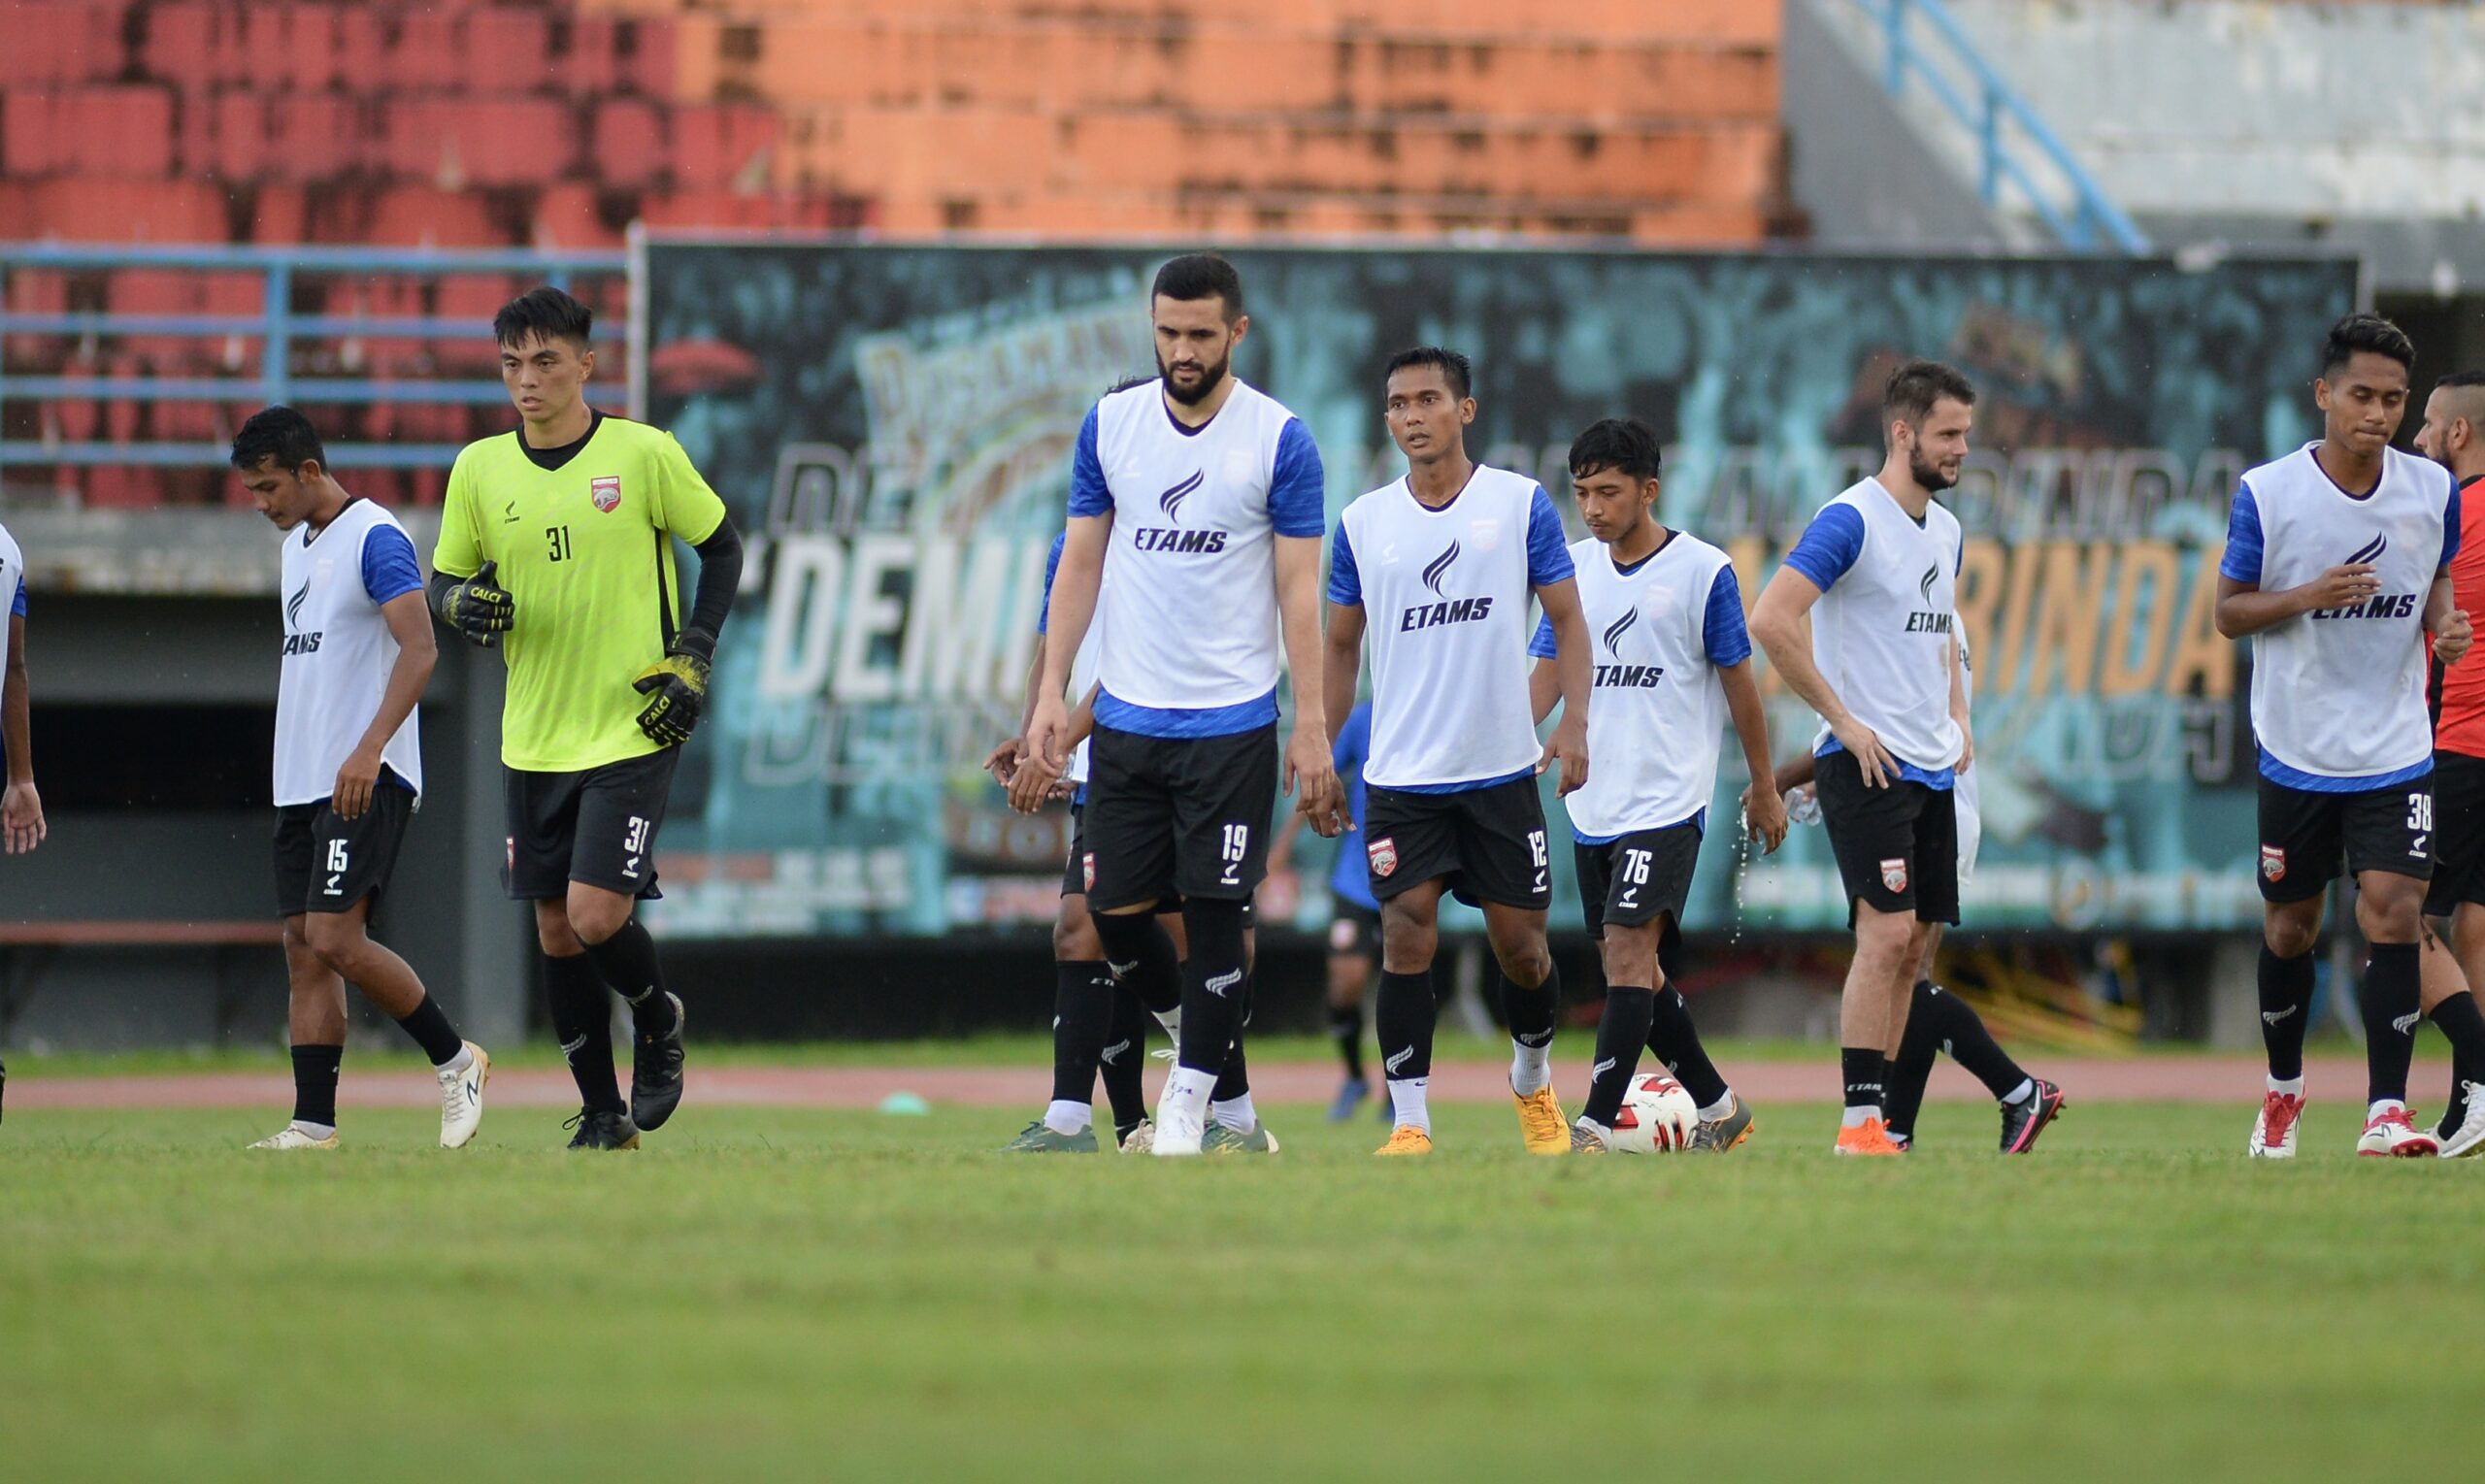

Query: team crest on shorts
left=1879, top=857, right=1908, bottom=893
left=590, top=476, right=622, bottom=512
left=2261, top=845, right=2286, bottom=882
left=1082, top=852, right=1097, bottom=892
left=1368, top=836, right=1399, bottom=877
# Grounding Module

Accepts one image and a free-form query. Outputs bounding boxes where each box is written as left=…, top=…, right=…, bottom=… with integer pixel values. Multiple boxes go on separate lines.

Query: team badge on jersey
left=2261, top=845, right=2286, bottom=882
left=1879, top=857, right=1908, bottom=893
left=1368, top=837, right=1399, bottom=877
left=590, top=476, right=622, bottom=513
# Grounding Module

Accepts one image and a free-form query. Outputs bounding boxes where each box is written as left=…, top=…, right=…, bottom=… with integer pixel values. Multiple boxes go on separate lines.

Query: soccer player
left=430, top=287, right=745, bottom=1151
left=1527, top=416, right=1782, bottom=1154
left=991, top=530, right=1185, bottom=1153
left=1772, top=632, right=2068, bottom=1153
left=1752, top=359, right=1976, bottom=1156
left=2411, top=368, right=2485, bottom=1155
left=0, top=500, right=44, bottom=1123
left=1026, top=253, right=1342, bottom=1158
left=2215, top=313, right=2469, bottom=1158
left=1324, top=346, right=1590, bottom=1157
left=234, top=407, right=486, bottom=1151
left=1268, top=696, right=1386, bottom=1122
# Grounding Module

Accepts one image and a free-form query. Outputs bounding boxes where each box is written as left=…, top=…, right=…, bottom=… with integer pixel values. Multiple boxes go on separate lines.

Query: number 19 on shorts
left=1220, top=823, right=1249, bottom=887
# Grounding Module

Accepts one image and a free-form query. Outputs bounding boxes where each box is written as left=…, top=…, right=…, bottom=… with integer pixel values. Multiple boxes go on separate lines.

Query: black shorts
left=1083, top=723, right=1276, bottom=913
left=1062, top=802, right=1092, bottom=898
left=1362, top=775, right=1552, bottom=910
left=504, top=749, right=678, bottom=901
left=2258, top=771, right=2432, bottom=905
left=1816, top=747, right=1960, bottom=927
left=273, top=771, right=415, bottom=917
left=2429, top=752, right=2485, bottom=916
left=1575, top=819, right=1703, bottom=937
left=1327, top=899, right=1381, bottom=958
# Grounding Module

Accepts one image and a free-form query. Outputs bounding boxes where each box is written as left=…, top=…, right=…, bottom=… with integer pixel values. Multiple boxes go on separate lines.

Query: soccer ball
left=1609, top=1072, right=1698, bottom=1153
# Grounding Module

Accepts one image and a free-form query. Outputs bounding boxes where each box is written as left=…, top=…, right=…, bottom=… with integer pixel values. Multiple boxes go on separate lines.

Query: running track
left=9, top=1055, right=2392, bottom=1110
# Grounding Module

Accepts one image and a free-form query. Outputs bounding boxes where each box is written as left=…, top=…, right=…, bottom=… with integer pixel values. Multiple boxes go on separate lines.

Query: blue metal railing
left=0, top=244, right=628, bottom=471
left=1849, top=0, right=2148, bottom=254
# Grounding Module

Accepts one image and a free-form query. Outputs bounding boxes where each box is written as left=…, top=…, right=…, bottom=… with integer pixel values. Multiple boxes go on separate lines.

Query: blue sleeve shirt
left=2219, top=481, right=2264, bottom=584
left=1527, top=611, right=1556, bottom=660
left=360, top=523, right=424, bottom=606
left=1327, top=520, right=1362, bottom=607
left=1037, top=532, right=1066, bottom=634
left=1067, top=407, right=1110, bottom=519
left=9, top=579, right=23, bottom=618
left=1782, top=502, right=1866, bottom=592
left=1704, top=564, right=1752, bottom=666
left=1270, top=419, right=1327, bottom=538
left=1526, top=487, right=1574, bottom=586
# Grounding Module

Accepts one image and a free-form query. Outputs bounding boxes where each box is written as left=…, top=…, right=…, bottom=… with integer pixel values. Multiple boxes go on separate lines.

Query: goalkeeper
left=430, top=286, right=743, bottom=1151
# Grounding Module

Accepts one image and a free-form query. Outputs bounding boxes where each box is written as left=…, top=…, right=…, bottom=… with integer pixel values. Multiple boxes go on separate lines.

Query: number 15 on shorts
left=1221, top=823, right=1249, bottom=886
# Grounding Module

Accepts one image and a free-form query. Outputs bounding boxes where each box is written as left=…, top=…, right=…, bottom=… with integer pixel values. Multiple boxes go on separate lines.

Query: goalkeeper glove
left=633, top=637, right=712, bottom=747
left=435, top=560, right=514, bottom=646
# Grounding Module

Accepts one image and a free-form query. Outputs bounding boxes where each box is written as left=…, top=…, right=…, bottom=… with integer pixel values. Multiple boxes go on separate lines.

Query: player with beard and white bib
left=1322, top=347, right=1591, bottom=1157
left=1753, top=359, right=1976, bottom=1156
left=1024, top=254, right=1345, bottom=1158
left=1523, top=417, right=1785, bottom=1155
left=2217, top=313, right=2471, bottom=1159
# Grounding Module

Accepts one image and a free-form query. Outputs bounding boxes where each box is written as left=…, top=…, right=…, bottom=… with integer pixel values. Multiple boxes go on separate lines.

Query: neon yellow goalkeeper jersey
left=435, top=413, right=728, bottom=773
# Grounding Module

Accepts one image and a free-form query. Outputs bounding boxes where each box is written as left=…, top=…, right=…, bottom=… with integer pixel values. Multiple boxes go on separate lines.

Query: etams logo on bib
left=590, top=476, right=622, bottom=513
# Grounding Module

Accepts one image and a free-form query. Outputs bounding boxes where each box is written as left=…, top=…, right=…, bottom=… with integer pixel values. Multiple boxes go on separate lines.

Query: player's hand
left=1287, top=721, right=1346, bottom=838
left=331, top=744, right=382, bottom=821
left=1007, top=750, right=1063, bottom=814
left=2, top=779, right=45, bottom=854
left=1830, top=714, right=1898, bottom=788
left=2300, top=562, right=2382, bottom=614
left=984, top=737, right=1025, bottom=787
left=632, top=645, right=711, bottom=747
left=434, top=559, right=514, bottom=647
left=1026, top=695, right=1071, bottom=775
left=1540, top=716, right=1589, bottom=797
left=1742, top=780, right=1789, bottom=855
left=1955, top=718, right=1975, bottom=775
left=2436, top=608, right=2474, bottom=668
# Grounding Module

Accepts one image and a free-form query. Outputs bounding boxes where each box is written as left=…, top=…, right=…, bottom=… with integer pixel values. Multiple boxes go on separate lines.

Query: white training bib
left=274, top=501, right=424, bottom=807
left=1806, top=478, right=1964, bottom=772
left=1561, top=532, right=1739, bottom=840
left=1340, top=466, right=1545, bottom=790
left=2241, top=444, right=2449, bottom=783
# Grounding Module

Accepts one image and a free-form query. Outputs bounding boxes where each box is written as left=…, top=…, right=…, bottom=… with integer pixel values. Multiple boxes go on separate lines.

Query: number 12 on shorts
left=1220, top=823, right=1249, bottom=886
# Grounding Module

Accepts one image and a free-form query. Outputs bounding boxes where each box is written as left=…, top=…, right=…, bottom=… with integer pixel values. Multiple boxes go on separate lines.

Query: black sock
left=2429, top=993, right=2485, bottom=1133
left=1885, top=980, right=1941, bottom=1142
left=1330, top=1001, right=1366, bottom=1082
left=1583, top=984, right=1654, bottom=1127
left=580, top=917, right=678, bottom=1036
left=1921, top=980, right=2029, bottom=1100
left=1209, top=968, right=1254, bottom=1102
left=2258, top=944, right=2316, bottom=1080
left=1501, top=962, right=1560, bottom=1050
left=1097, top=977, right=1150, bottom=1138
left=544, top=951, right=625, bottom=1115
left=1645, top=986, right=1728, bottom=1109
left=2364, top=942, right=2421, bottom=1105
left=393, top=994, right=465, bottom=1066
left=1170, top=899, right=1248, bottom=1076
left=1840, top=1047, right=1886, bottom=1112
left=291, top=1043, right=343, bottom=1127
left=1049, top=960, right=1115, bottom=1108
left=1097, top=913, right=1183, bottom=1016
left=1375, top=969, right=1436, bottom=1084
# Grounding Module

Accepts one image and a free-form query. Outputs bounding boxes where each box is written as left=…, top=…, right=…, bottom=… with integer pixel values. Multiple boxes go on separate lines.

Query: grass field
left=6, top=1097, right=2483, bottom=1482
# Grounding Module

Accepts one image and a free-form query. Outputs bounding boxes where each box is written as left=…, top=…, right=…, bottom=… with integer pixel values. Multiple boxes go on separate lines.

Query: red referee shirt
left=2436, top=473, right=2485, bottom=756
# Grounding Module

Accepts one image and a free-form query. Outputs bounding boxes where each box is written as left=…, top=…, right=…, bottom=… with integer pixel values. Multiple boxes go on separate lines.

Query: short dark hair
left=2321, top=312, right=2415, bottom=379
left=1883, top=359, right=1977, bottom=434
left=1568, top=417, right=1662, bottom=482
left=1382, top=346, right=1473, bottom=400
left=494, top=285, right=594, bottom=350
left=2437, top=369, right=2485, bottom=394
left=230, top=405, right=325, bottom=473
left=1150, top=253, right=1243, bottom=320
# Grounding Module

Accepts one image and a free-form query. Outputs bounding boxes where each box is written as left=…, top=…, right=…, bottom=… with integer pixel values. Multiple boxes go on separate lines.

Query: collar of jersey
left=1607, top=526, right=1678, bottom=578
left=1863, top=476, right=1934, bottom=531
left=1400, top=464, right=1481, bottom=517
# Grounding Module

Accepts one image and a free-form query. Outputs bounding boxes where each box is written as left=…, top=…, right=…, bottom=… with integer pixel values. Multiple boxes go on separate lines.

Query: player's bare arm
left=1533, top=575, right=1590, bottom=796
left=1028, top=513, right=1109, bottom=771
left=987, top=631, right=1045, bottom=786
left=2, top=610, right=41, bottom=855
left=1276, top=531, right=1343, bottom=835
left=333, top=592, right=437, bottom=822
left=1720, top=659, right=1785, bottom=853
left=1321, top=600, right=1364, bottom=750
left=1752, top=567, right=1896, bottom=787
left=2427, top=572, right=2472, bottom=667
left=1526, top=654, right=1561, bottom=727
left=1948, top=637, right=1973, bottom=775
left=2211, top=565, right=2381, bottom=639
